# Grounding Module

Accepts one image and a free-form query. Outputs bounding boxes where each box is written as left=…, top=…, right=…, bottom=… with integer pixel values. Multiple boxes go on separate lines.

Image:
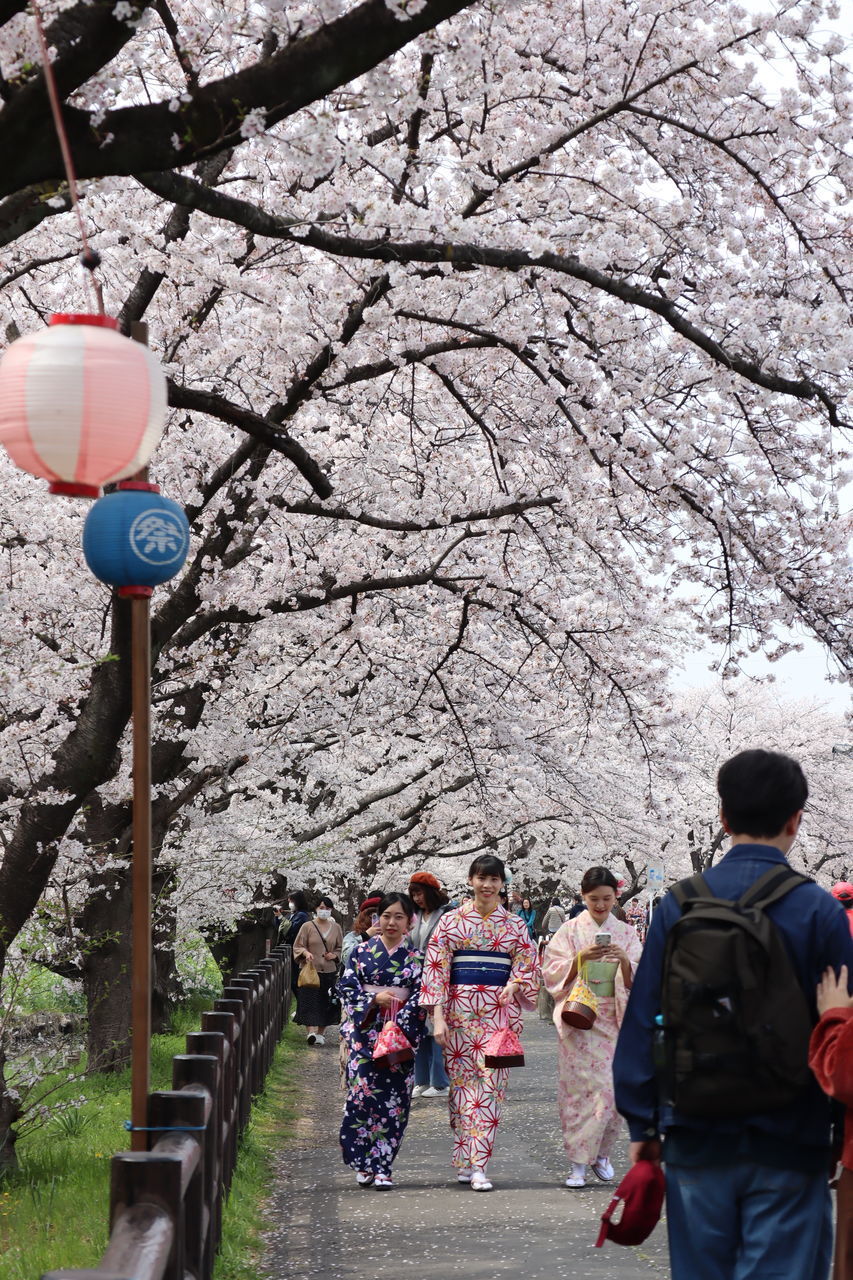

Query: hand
left=816, top=965, right=853, bottom=1016
left=604, top=945, right=628, bottom=964
left=630, top=1138, right=662, bottom=1166
left=433, top=1009, right=449, bottom=1047
left=324, top=950, right=337, bottom=961
left=374, top=989, right=400, bottom=1010
left=497, top=981, right=519, bottom=1007
left=578, top=944, right=609, bottom=964
left=366, top=924, right=381, bottom=938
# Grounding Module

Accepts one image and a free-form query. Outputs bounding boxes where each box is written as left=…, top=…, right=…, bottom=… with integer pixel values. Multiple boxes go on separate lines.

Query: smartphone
left=371, top=913, right=380, bottom=927
left=594, top=931, right=611, bottom=947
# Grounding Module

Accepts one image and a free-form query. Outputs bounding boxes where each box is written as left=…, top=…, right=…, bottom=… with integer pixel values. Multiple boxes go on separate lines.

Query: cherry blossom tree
left=1, top=0, right=852, bottom=1167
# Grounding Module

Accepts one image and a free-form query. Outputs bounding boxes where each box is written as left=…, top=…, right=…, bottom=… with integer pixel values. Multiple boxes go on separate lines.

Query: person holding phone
left=542, top=866, right=642, bottom=1188
left=342, top=892, right=385, bottom=968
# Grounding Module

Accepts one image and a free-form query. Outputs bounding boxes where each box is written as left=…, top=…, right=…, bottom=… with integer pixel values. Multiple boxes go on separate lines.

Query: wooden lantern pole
left=128, top=320, right=152, bottom=1152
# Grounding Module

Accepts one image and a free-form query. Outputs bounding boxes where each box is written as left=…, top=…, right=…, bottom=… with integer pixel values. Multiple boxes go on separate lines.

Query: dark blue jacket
left=613, top=843, right=853, bottom=1164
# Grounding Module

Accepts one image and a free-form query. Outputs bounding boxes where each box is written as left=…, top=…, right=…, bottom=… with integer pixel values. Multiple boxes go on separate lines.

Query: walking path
left=262, top=1014, right=670, bottom=1280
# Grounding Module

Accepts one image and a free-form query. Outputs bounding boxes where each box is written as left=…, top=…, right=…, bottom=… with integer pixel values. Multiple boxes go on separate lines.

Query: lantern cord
left=30, top=0, right=104, bottom=315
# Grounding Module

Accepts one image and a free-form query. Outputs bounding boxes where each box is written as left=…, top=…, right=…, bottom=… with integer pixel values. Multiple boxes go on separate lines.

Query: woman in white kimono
left=542, top=865, right=643, bottom=1188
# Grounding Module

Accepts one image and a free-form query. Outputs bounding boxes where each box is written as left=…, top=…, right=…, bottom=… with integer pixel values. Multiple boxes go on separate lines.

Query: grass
left=0, top=1009, right=299, bottom=1280
left=7, top=964, right=85, bottom=1016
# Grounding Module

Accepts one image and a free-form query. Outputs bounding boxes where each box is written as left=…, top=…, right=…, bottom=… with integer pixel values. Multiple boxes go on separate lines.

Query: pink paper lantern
left=0, top=313, right=167, bottom=497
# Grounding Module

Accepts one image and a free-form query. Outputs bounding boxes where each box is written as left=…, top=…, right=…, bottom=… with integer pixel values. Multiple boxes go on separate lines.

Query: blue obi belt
left=450, top=950, right=513, bottom=986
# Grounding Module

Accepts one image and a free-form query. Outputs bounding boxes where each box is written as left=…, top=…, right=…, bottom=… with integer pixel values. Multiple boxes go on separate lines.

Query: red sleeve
left=809, top=1007, right=853, bottom=1105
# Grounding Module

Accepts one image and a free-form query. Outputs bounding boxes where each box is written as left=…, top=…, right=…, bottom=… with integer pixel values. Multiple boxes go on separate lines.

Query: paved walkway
left=262, top=1014, right=670, bottom=1280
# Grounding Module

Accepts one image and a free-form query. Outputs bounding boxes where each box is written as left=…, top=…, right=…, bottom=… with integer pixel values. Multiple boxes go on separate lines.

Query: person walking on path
left=543, top=866, right=642, bottom=1188
left=293, top=896, right=343, bottom=1045
left=337, top=892, right=425, bottom=1189
left=420, top=853, right=540, bottom=1192
left=614, top=748, right=853, bottom=1280
left=408, top=871, right=453, bottom=1098
left=280, top=889, right=311, bottom=995
left=809, top=964, right=853, bottom=1280
left=516, top=896, right=537, bottom=939
left=543, top=900, right=566, bottom=936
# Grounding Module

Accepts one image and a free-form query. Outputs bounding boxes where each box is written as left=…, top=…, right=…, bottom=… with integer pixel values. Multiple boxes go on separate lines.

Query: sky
left=675, top=633, right=852, bottom=720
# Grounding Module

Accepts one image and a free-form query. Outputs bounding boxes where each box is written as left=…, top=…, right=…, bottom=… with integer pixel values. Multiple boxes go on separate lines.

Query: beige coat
left=293, top=917, right=343, bottom=974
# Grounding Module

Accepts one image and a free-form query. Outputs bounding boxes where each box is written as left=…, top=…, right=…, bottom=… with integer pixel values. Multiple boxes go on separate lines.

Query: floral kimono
left=542, top=910, right=643, bottom=1165
left=420, top=900, right=540, bottom=1171
left=338, top=936, right=426, bottom=1175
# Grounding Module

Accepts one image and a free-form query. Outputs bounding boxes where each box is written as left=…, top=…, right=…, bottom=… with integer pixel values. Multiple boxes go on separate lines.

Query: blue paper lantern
left=83, top=484, right=190, bottom=597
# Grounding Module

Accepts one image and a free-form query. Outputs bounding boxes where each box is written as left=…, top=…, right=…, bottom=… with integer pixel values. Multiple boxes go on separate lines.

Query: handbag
left=372, top=1000, right=414, bottom=1068
left=483, top=1005, right=525, bottom=1068
left=298, top=956, right=320, bottom=988
left=561, top=961, right=598, bottom=1029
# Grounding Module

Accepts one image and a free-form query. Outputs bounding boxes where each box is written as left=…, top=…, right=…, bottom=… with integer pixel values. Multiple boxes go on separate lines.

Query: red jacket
left=809, top=1006, right=853, bottom=1171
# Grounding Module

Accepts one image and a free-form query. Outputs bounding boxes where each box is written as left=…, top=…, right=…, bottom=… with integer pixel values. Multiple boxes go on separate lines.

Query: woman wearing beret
left=342, top=891, right=384, bottom=968
left=408, top=872, right=453, bottom=1098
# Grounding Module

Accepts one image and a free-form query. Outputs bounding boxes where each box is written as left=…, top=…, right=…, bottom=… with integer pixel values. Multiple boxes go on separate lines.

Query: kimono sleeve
left=395, top=951, right=427, bottom=1046
left=809, top=1007, right=853, bottom=1106
left=508, top=919, right=541, bottom=1009
left=419, top=915, right=453, bottom=1009
left=337, top=942, right=375, bottom=1025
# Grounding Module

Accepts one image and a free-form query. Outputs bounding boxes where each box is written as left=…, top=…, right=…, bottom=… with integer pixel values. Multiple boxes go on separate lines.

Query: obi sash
left=450, top=949, right=512, bottom=987
left=364, top=984, right=411, bottom=1002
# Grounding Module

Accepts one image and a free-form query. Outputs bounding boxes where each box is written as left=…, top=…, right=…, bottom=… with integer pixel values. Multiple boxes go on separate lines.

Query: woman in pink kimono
left=420, top=854, right=540, bottom=1193
left=542, top=866, right=643, bottom=1189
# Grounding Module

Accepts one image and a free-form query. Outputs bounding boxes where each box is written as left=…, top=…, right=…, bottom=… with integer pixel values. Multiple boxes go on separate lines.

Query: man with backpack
left=613, top=749, right=853, bottom=1280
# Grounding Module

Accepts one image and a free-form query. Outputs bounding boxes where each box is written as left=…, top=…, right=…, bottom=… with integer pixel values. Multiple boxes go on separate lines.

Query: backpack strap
left=737, top=864, right=810, bottom=912
left=671, top=873, right=711, bottom=911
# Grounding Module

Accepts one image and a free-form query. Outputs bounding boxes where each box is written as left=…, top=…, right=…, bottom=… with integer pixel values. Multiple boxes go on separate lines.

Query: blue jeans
left=414, top=1035, right=449, bottom=1089
left=666, top=1160, right=832, bottom=1280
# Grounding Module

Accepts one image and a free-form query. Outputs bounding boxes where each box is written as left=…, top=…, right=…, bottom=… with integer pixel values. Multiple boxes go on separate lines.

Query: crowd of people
left=275, top=749, right=853, bottom=1280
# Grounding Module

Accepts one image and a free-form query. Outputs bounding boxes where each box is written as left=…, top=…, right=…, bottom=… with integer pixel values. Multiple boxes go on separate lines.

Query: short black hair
left=289, top=890, right=309, bottom=912
left=580, top=866, right=619, bottom=894
left=317, top=895, right=334, bottom=910
left=468, top=853, right=507, bottom=882
left=378, top=891, right=415, bottom=921
left=717, top=749, right=808, bottom=838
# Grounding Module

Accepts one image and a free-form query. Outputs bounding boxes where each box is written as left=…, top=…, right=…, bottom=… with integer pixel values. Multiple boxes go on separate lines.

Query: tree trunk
left=79, top=867, right=134, bottom=1072
left=207, top=906, right=280, bottom=983
left=0, top=1045, right=21, bottom=1176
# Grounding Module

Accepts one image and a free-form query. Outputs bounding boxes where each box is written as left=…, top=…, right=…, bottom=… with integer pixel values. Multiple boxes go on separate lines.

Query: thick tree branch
left=272, top=493, right=558, bottom=530
left=0, top=0, right=477, bottom=194
left=167, top=381, right=333, bottom=498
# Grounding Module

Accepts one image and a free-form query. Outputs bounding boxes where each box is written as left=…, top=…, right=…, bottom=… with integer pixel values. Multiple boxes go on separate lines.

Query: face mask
left=288, top=903, right=296, bottom=913
left=316, top=909, right=331, bottom=920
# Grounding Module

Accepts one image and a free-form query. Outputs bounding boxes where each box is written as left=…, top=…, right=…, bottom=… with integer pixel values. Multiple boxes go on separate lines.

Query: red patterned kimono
left=420, top=900, right=540, bottom=1171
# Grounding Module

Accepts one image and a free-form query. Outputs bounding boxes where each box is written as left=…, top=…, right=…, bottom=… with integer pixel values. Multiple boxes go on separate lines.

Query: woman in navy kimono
left=338, top=891, right=425, bottom=1189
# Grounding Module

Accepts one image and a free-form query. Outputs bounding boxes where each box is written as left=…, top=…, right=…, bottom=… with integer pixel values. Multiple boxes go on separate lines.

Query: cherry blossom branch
left=138, top=169, right=847, bottom=425
left=272, top=494, right=558, bottom=531
left=460, top=27, right=762, bottom=219
left=168, top=533, right=483, bottom=651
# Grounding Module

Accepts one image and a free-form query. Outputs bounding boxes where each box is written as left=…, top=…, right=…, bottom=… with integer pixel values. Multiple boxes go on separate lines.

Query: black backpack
left=658, top=864, right=813, bottom=1117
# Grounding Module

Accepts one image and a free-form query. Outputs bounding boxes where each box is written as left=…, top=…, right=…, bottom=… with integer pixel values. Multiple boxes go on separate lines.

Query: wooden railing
left=41, top=944, right=292, bottom=1280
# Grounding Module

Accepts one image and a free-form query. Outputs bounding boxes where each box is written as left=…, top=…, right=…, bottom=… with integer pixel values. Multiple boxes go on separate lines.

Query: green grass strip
left=0, top=1014, right=297, bottom=1280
